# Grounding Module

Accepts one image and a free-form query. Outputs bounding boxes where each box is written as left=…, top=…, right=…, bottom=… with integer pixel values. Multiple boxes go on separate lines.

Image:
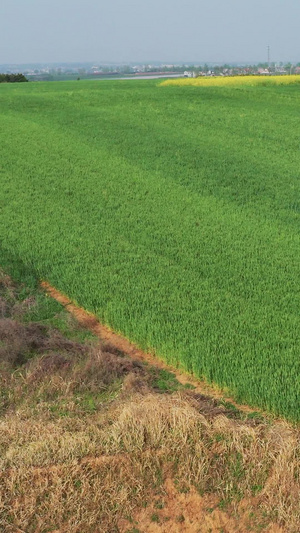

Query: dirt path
left=41, top=281, right=264, bottom=416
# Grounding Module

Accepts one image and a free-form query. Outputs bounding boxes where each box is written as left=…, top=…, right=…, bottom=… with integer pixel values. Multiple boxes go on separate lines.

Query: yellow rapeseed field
left=161, top=74, right=300, bottom=88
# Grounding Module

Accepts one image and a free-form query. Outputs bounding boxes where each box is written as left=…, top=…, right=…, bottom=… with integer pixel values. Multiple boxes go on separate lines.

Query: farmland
left=162, top=73, right=300, bottom=87
left=0, top=78, right=300, bottom=420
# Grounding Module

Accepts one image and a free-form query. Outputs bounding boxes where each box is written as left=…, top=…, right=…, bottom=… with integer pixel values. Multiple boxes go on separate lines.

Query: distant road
left=116, top=74, right=184, bottom=80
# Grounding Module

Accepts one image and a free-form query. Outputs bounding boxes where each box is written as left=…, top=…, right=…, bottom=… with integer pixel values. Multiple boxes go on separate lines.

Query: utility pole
left=267, top=45, right=270, bottom=69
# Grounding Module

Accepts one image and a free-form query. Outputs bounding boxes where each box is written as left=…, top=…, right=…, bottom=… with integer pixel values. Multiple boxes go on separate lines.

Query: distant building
left=257, top=68, right=270, bottom=75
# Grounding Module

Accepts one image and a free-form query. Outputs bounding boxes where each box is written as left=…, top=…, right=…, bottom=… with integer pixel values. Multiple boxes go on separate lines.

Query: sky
left=1, top=0, right=299, bottom=65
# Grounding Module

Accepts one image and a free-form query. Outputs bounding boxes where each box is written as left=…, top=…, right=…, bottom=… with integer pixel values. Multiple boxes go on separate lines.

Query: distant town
left=1, top=61, right=300, bottom=82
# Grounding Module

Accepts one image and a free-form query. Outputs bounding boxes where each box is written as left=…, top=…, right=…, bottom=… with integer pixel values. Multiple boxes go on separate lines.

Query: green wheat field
left=1, top=79, right=300, bottom=419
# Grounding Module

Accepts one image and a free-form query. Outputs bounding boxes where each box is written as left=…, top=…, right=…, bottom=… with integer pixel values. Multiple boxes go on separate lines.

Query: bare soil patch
left=119, top=478, right=284, bottom=533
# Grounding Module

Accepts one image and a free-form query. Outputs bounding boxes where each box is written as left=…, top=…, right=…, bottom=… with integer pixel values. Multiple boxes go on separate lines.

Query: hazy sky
left=1, top=0, right=299, bottom=64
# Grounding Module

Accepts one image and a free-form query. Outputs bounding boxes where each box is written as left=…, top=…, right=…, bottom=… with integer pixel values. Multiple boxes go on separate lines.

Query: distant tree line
left=0, top=73, right=28, bottom=83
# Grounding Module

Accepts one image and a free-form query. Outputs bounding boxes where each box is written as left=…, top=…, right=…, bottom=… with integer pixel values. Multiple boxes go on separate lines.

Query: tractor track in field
left=41, top=280, right=264, bottom=416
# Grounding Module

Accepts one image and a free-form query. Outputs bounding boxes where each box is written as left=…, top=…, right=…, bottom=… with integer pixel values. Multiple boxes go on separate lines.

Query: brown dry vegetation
left=0, top=270, right=300, bottom=532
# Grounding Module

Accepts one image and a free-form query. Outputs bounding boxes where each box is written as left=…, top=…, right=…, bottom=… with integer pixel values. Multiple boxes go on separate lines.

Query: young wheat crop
left=0, top=79, right=300, bottom=419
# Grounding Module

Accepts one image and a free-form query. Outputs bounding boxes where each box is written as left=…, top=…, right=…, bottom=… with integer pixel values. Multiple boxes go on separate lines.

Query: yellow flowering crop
left=161, top=74, right=300, bottom=88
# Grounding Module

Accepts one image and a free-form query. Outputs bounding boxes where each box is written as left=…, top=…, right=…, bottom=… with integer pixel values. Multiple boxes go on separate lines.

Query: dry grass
left=0, top=269, right=300, bottom=532
left=1, top=390, right=300, bottom=532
